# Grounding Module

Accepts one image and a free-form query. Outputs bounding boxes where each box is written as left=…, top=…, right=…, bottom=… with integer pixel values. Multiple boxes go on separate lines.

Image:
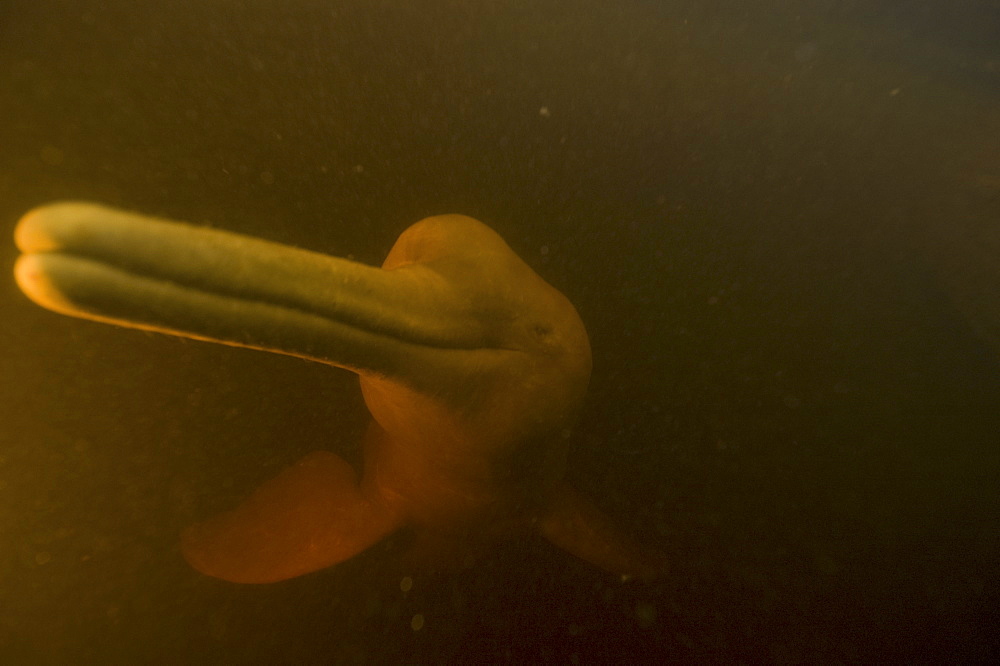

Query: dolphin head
left=15, top=203, right=592, bottom=520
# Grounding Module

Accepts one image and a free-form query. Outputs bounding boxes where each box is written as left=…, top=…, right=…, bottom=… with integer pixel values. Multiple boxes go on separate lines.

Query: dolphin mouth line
left=19, top=249, right=466, bottom=350
left=18, top=249, right=419, bottom=347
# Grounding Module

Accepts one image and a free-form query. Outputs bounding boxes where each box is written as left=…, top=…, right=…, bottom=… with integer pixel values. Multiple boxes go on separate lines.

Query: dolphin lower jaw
left=15, top=251, right=424, bottom=375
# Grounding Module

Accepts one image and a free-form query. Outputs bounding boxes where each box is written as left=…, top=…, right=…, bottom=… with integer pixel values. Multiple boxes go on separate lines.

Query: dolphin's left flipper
left=538, top=483, right=668, bottom=582
left=181, top=451, right=400, bottom=584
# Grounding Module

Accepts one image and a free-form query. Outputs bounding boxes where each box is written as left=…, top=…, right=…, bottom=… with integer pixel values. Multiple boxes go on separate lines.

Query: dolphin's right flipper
left=538, top=483, right=668, bottom=582
left=181, top=451, right=400, bottom=584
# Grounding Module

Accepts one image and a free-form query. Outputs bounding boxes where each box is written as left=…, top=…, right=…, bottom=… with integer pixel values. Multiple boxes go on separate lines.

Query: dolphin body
left=14, top=202, right=666, bottom=583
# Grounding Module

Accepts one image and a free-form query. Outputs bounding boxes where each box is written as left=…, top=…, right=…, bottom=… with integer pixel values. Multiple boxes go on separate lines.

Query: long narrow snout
left=14, top=203, right=496, bottom=379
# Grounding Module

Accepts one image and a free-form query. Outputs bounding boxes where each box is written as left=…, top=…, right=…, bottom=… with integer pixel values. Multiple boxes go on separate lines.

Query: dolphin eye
left=532, top=323, right=552, bottom=339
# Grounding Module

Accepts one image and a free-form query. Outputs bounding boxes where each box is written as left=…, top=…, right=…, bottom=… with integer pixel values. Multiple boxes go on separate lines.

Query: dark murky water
left=1, top=1, right=997, bottom=662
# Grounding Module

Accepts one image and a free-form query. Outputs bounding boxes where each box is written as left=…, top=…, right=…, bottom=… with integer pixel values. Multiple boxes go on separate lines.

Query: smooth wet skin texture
left=14, top=202, right=667, bottom=583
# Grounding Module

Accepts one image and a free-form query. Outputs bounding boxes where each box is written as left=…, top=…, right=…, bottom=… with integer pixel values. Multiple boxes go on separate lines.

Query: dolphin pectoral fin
left=181, top=451, right=400, bottom=584
left=538, top=483, right=668, bottom=582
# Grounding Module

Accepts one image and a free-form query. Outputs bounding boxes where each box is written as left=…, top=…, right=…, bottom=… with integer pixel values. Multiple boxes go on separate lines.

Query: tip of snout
left=14, top=201, right=111, bottom=254
left=14, top=254, right=49, bottom=303
left=14, top=206, right=50, bottom=254
left=13, top=254, right=75, bottom=315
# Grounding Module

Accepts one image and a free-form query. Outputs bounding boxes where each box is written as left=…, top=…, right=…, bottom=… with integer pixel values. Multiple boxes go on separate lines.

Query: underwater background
left=1, top=0, right=997, bottom=662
